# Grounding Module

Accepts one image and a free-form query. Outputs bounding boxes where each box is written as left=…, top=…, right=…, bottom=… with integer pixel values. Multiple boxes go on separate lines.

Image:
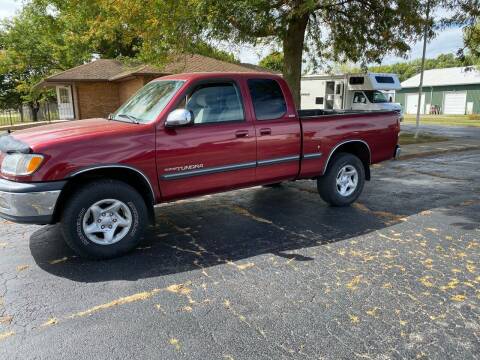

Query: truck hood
left=8, top=119, right=141, bottom=152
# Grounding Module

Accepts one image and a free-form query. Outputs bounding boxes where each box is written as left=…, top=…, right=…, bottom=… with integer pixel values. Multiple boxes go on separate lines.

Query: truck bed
left=297, top=109, right=400, bottom=179
left=298, top=108, right=400, bottom=119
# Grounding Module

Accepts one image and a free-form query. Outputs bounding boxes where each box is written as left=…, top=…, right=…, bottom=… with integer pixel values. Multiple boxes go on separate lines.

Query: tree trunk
left=282, top=13, right=309, bottom=108
left=29, top=102, right=40, bottom=122
left=18, top=106, right=24, bottom=123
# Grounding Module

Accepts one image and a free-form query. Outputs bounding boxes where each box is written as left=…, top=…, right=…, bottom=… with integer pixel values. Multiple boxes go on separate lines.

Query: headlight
left=1, top=153, right=44, bottom=176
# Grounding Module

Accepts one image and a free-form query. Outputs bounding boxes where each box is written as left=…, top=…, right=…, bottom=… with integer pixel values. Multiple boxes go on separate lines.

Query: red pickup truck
left=0, top=72, right=401, bottom=259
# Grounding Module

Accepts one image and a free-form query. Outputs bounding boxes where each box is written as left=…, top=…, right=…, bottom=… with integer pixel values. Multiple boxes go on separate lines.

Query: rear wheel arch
left=52, top=166, right=157, bottom=224
left=323, top=140, right=371, bottom=180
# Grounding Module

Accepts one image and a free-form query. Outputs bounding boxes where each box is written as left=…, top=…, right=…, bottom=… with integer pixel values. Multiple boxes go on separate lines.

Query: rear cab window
left=247, top=79, right=287, bottom=120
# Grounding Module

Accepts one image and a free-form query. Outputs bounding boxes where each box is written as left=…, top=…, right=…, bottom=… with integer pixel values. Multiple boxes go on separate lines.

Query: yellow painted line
left=16, top=265, right=29, bottom=272
left=0, top=316, right=12, bottom=324
left=0, top=331, right=14, bottom=341
left=226, top=261, right=255, bottom=271
left=49, top=257, right=69, bottom=265
left=169, top=338, right=181, bottom=351
left=69, top=289, right=162, bottom=318
left=41, top=318, right=58, bottom=327
left=57, top=282, right=194, bottom=321
left=226, top=205, right=272, bottom=224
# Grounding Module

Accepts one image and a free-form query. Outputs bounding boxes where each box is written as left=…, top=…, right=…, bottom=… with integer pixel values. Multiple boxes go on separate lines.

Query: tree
left=194, top=0, right=430, bottom=106
left=441, top=0, right=480, bottom=58
left=463, top=22, right=480, bottom=58
left=0, top=2, right=90, bottom=120
left=329, top=53, right=479, bottom=82
left=0, top=1, right=151, bottom=120
left=259, top=52, right=284, bottom=73
left=49, top=0, right=427, bottom=107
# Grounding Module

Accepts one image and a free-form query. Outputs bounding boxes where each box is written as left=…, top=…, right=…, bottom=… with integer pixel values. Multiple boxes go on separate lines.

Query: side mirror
left=165, top=109, right=193, bottom=127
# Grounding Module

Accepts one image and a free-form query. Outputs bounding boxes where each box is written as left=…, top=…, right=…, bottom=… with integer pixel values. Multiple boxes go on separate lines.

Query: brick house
left=39, top=54, right=273, bottom=120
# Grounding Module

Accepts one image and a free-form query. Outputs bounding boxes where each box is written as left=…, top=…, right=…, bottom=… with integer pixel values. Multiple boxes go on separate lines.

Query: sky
left=0, top=0, right=465, bottom=67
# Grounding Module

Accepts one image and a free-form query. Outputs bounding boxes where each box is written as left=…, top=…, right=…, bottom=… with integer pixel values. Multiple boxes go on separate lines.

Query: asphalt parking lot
left=1, top=150, right=479, bottom=359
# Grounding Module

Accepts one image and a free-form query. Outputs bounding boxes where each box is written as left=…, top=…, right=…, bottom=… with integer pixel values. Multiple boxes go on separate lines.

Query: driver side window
left=353, top=92, right=366, bottom=104
left=179, top=82, right=244, bottom=124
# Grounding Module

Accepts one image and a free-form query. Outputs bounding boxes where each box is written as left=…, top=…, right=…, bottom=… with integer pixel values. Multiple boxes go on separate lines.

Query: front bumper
left=0, top=178, right=66, bottom=225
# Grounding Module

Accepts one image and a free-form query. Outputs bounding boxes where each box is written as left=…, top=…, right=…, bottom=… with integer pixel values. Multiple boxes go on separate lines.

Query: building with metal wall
left=396, top=66, right=480, bottom=115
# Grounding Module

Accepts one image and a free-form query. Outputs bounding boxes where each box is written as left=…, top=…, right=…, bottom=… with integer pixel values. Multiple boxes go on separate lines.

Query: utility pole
left=415, top=0, right=431, bottom=138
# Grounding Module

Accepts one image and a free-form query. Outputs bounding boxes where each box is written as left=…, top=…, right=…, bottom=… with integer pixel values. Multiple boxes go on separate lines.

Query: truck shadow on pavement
left=28, top=174, right=480, bottom=283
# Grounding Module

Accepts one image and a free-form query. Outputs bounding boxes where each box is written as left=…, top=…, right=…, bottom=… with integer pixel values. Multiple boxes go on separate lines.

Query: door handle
left=259, top=128, right=272, bottom=136
left=235, top=130, right=249, bottom=138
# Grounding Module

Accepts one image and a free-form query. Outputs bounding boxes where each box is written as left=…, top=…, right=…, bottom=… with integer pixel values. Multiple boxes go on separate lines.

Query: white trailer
left=300, top=73, right=403, bottom=114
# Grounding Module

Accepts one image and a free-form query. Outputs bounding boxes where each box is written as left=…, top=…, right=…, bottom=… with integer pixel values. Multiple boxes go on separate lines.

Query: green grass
left=399, top=132, right=450, bottom=145
left=0, top=113, right=23, bottom=126
left=403, top=114, right=480, bottom=127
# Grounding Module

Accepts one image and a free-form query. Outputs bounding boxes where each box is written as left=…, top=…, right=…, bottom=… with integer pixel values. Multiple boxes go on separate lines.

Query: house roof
left=401, top=66, right=480, bottom=88
left=44, top=54, right=274, bottom=83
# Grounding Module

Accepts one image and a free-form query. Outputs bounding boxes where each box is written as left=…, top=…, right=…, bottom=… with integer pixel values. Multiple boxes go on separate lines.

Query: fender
left=69, top=164, right=157, bottom=202
left=322, top=139, right=371, bottom=175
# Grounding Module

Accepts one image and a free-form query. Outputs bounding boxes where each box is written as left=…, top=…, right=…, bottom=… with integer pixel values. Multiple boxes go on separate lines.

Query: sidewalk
left=0, top=120, right=66, bottom=132
left=400, top=138, right=480, bottom=160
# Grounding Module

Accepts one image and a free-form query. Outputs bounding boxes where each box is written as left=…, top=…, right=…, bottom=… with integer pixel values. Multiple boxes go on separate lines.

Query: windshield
left=364, top=90, right=388, bottom=104
left=112, top=80, right=185, bottom=124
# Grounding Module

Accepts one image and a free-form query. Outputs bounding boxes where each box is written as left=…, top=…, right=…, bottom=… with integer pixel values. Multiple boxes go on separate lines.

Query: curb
left=0, top=120, right=67, bottom=132
left=399, top=145, right=480, bottom=160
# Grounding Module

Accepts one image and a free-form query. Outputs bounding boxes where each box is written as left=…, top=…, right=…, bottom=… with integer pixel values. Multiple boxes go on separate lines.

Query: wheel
left=317, top=153, right=365, bottom=207
left=60, top=179, right=148, bottom=259
left=262, top=182, right=283, bottom=188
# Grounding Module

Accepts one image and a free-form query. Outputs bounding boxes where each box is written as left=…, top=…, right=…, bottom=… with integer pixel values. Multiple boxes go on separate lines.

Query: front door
left=246, top=78, right=301, bottom=183
left=157, top=79, right=257, bottom=200
left=56, top=85, right=75, bottom=120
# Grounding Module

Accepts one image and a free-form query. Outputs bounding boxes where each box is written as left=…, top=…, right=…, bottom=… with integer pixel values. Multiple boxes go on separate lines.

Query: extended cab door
left=156, top=79, right=256, bottom=200
left=246, top=78, right=301, bottom=183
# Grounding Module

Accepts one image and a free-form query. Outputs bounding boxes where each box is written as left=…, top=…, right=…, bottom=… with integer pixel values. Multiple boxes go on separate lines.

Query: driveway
left=1, top=151, right=479, bottom=359
left=402, top=123, right=480, bottom=140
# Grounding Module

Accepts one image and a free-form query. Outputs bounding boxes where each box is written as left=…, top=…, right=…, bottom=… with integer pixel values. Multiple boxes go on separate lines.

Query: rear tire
left=61, top=179, right=148, bottom=260
left=317, top=153, right=365, bottom=207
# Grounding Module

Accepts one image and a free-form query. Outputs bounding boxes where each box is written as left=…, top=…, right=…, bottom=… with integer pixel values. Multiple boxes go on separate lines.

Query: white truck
left=301, top=73, right=403, bottom=115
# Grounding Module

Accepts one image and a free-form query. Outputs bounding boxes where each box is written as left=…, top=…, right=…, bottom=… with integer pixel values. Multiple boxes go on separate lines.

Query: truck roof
left=157, top=72, right=283, bottom=82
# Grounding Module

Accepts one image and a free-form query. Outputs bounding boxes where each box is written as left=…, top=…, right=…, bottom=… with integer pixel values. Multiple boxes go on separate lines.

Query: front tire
left=61, top=179, right=148, bottom=259
left=317, top=153, right=365, bottom=207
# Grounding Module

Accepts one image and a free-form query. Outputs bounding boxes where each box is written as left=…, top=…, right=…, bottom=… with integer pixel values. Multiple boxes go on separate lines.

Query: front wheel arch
left=52, top=168, right=156, bottom=225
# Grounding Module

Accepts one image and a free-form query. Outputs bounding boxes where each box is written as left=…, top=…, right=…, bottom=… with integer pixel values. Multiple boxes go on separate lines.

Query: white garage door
left=406, top=93, right=425, bottom=114
left=444, top=92, right=467, bottom=115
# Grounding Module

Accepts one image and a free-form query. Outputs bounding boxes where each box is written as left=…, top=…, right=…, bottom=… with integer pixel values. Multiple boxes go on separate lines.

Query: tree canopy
left=1, top=0, right=480, bottom=112
left=259, top=52, right=284, bottom=73
left=24, top=0, right=430, bottom=105
left=334, top=53, right=477, bottom=81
